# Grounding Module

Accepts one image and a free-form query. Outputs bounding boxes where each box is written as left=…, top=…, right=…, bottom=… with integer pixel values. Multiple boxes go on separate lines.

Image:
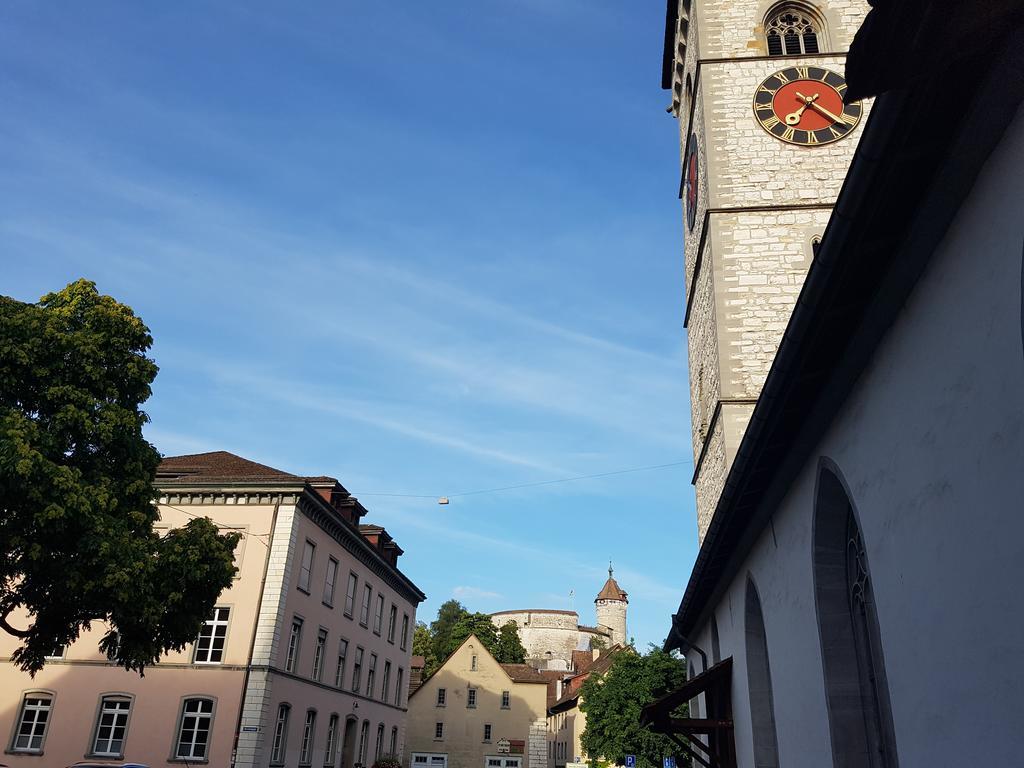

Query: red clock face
left=753, top=66, right=862, bottom=146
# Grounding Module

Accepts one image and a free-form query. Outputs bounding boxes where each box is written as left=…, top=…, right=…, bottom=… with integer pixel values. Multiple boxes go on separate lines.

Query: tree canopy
left=579, top=647, right=689, bottom=768
left=418, top=600, right=527, bottom=675
left=495, top=620, right=527, bottom=664
left=0, top=280, right=239, bottom=674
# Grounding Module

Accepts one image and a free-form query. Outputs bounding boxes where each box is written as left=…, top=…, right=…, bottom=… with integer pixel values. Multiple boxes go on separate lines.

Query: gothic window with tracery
left=765, top=7, right=821, bottom=56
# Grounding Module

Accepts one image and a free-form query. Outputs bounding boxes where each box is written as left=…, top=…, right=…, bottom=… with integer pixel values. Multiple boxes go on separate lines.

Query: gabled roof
left=157, top=451, right=300, bottom=482
left=549, top=647, right=623, bottom=714
left=499, top=664, right=550, bottom=684
left=410, top=634, right=549, bottom=697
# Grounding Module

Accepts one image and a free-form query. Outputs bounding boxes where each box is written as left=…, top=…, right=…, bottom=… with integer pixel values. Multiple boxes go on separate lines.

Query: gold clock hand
left=784, top=93, right=818, bottom=125
left=796, top=91, right=844, bottom=124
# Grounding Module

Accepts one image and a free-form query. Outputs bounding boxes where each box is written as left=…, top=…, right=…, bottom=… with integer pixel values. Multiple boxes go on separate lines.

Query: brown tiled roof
left=549, top=647, right=622, bottom=714
left=157, top=451, right=299, bottom=482
left=596, top=574, right=627, bottom=602
left=500, top=664, right=550, bottom=684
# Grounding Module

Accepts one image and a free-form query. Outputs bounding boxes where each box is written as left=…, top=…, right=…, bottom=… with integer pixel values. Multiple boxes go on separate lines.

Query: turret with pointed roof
left=594, top=562, right=628, bottom=647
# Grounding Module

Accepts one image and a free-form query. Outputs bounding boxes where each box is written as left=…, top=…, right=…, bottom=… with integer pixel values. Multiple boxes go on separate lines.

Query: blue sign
left=625, top=756, right=636, bottom=768
left=664, top=758, right=676, bottom=768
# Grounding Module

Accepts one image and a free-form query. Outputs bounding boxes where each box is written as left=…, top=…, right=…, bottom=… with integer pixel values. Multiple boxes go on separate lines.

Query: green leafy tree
left=412, top=621, right=437, bottom=673
left=445, top=612, right=500, bottom=659
left=0, top=280, right=240, bottom=674
left=579, top=647, right=688, bottom=768
left=495, top=620, right=527, bottom=663
left=429, top=599, right=468, bottom=668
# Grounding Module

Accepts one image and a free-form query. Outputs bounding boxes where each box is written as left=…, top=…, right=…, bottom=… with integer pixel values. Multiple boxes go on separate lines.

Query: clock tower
left=662, top=0, right=871, bottom=540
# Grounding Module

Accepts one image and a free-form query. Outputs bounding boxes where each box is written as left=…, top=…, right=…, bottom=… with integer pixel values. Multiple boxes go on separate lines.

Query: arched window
left=813, top=461, right=898, bottom=768
left=765, top=5, right=823, bottom=56
left=745, top=578, right=779, bottom=768
left=710, top=614, right=721, bottom=664
left=270, top=703, right=290, bottom=764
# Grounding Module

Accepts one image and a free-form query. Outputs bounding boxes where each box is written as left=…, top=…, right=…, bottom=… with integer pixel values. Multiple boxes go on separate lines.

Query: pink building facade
left=0, top=452, right=424, bottom=768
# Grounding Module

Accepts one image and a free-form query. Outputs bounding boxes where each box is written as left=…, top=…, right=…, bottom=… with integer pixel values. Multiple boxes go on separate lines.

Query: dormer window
left=765, top=6, right=823, bottom=56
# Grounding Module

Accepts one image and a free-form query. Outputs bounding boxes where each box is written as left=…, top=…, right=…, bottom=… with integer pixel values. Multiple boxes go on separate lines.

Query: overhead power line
left=357, top=459, right=693, bottom=502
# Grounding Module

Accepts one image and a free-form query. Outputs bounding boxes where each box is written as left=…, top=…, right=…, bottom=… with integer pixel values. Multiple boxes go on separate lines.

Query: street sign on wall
left=496, top=739, right=511, bottom=754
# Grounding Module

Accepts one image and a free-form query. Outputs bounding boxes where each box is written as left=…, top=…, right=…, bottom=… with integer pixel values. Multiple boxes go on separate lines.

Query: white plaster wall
left=696, top=104, right=1024, bottom=767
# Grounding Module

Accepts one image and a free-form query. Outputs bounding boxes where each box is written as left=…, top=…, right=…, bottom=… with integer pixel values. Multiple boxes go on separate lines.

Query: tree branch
left=0, top=610, right=31, bottom=638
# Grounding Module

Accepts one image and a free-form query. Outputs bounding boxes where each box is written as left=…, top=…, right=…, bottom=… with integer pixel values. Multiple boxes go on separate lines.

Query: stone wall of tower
left=595, top=599, right=627, bottom=647
left=668, top=0, right=871, bottom=541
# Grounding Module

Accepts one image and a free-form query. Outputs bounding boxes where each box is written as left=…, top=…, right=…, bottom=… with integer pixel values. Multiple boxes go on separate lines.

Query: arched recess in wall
left=763, top=2, right=830, bottom=55
left=745, top=577, right=780, bottom=768
left=813, top=460, right=899, bottom=768
left=710, top=614, right=721, bottom=665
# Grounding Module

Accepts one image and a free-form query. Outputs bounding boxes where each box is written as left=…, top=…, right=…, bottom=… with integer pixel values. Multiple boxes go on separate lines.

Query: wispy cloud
left=453, top=586, right=503, bottom=601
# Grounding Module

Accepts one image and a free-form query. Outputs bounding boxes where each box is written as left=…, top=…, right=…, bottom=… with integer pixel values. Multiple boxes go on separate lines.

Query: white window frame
left=400, top=613, right=410, bottom=650
left=271, top=703, right=290, bottom=765
left=375, top=723, right=385, bottom=761
left=387, top=604, right=397, bottom=643
left=11, top=692, right=52, bottom=753
left=324, top=556, right=339, bottom=606
left=501, top=690, right=510, bottom=709
left=324, top=713, right=339, bottom=767
left=366, top=653, right=378, bottom=699
left=412, top=753, right=448, bottom=768
left=335, top=637, right=349, bottom=688
left=174, top=697, right=215, bottom=761
left=360, top=584, right=372, bottom=627
left=298, top=539, right=316, bottom=594
left=90, top=695, right=132, bottom=758
left=381, top=660, right=392, bottom=703
left=193, top=606, right=230, bottom=664
left=389, top=726, right=398, bottom=756
left=352, top=646, right=364, bottom=693
left=345, top=572, right=358, bottom=617
left=300, top=709, right=317, bottom=766
left=286, top=617, right=303, bottom=673
left=467, top=688, right=477, bottom=708
left=313, top=628, right=328, bottom=682
left=373, top=594, right=385, bottom=635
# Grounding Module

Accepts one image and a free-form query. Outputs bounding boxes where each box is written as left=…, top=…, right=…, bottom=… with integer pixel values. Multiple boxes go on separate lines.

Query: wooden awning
left=640, top=658, right=735, bottom=768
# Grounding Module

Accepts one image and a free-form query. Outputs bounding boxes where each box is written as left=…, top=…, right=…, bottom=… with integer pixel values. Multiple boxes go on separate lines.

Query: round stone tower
left=595, top=563, right=628, bottom=647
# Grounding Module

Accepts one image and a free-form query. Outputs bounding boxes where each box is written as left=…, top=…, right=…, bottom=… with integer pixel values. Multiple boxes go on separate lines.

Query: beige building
left=406, top=635, right=548, bottom=768
left=489, top=568, right=627, bottom=671
left=0, top=451, right=424, bottom=768
left=546, top=649, right=618, bottom=768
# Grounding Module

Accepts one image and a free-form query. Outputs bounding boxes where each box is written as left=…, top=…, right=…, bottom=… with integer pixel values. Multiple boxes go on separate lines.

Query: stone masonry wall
left=673, top=0, right=872, bottom=541
left=234, top=503, right=298, bottom=768
left=698, top=0, right=868, bottom=61
left=529, top=718, right=547, bottom=768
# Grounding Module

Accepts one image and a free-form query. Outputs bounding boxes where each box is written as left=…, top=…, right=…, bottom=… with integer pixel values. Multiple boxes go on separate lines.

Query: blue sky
left=1, top=1, right=699, bottom=648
